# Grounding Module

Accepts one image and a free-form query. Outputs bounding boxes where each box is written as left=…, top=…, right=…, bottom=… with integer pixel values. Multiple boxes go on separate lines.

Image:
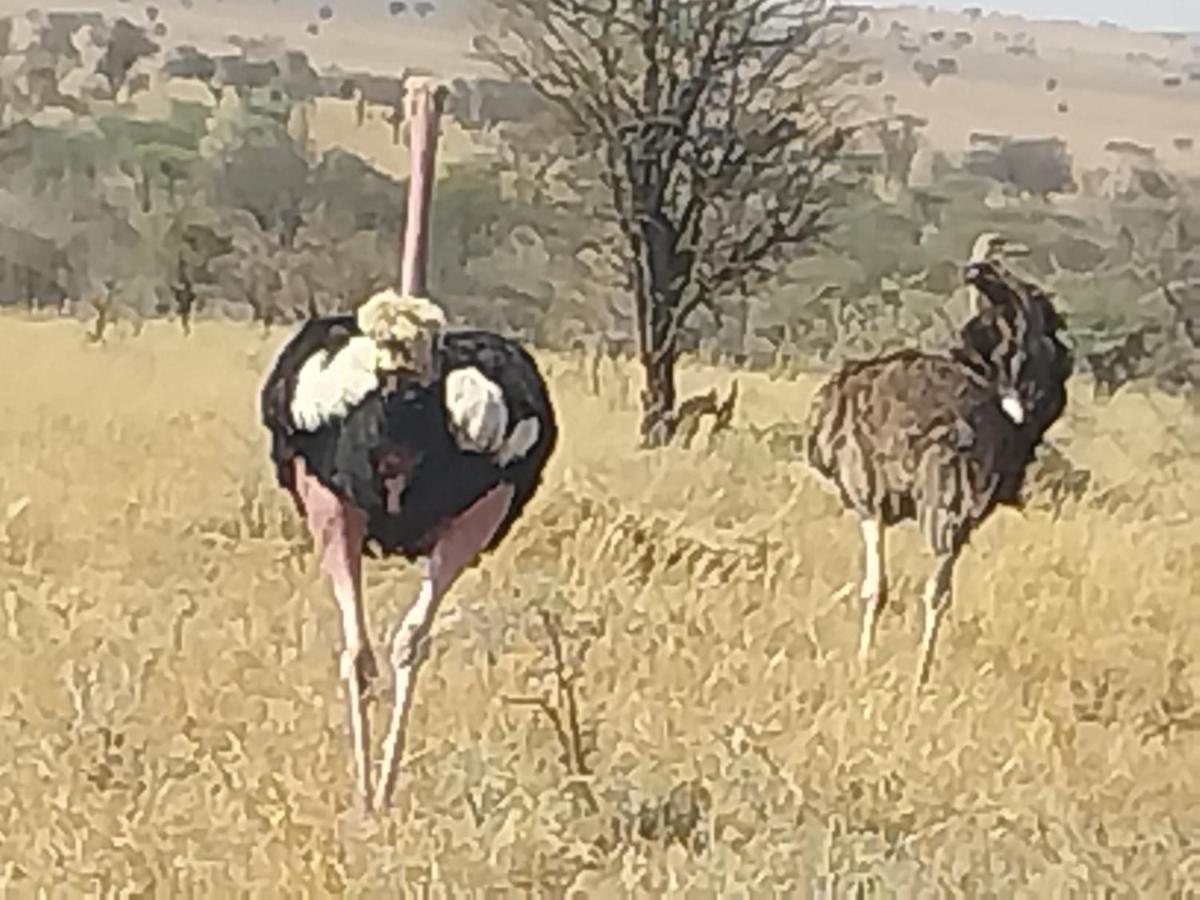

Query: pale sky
left=923, top=0, right=1200, bottom=33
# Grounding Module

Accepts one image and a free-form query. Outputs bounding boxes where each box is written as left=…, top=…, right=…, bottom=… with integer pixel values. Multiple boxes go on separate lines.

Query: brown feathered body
left=807, top=261, right=1072, bottom=555
left=804, top=258, right=1073, bottom=686
left=807, top=351, right=1033, bottom=553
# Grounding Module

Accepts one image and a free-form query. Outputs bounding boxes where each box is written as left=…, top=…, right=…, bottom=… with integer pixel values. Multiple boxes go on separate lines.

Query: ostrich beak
left=1000, top=239, right=1031, bottom=258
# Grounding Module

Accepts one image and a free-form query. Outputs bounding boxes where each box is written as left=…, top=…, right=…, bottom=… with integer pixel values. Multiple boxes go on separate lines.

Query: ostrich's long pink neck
left=400, top=81, right=443, bottom=297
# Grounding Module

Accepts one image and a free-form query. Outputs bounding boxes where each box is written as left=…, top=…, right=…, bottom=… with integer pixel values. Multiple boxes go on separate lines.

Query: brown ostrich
left=806, top=235, right=1072, bottom=689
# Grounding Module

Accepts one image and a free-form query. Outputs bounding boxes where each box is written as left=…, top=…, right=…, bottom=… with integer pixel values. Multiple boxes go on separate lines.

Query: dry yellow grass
left=0, top=314, right=1197, bottom=894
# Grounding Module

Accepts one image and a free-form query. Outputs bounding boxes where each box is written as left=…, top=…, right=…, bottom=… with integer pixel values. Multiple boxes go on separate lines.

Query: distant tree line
left=0, top=9, right=1195, bottom=415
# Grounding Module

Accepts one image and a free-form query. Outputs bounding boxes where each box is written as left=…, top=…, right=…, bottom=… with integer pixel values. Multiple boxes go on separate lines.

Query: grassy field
left=0, top=314, right=1197, bottom=894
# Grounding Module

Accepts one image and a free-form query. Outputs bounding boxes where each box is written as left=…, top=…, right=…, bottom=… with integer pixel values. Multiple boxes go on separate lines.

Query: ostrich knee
left=858, top=516, right=888, bottom=664
left=389, top=602, right=435, bottom=674
left=340, top=643, right=379, bottom=698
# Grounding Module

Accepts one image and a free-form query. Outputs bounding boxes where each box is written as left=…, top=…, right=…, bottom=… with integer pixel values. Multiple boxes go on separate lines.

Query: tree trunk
left=390, top=105, right=403, bottom=146
left=138, top=164, right=152, bottom=213
left=633, top=215, right=684, bottom=448
left=174, top=258, right=195, bottom=336
left=638, top=278, right=679, bottom=447
left=639, top=335, right=677, bottom=447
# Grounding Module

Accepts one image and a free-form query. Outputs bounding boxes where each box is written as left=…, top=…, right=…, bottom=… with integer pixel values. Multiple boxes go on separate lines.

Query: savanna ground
left=0, top=314, right=1197, bottom=894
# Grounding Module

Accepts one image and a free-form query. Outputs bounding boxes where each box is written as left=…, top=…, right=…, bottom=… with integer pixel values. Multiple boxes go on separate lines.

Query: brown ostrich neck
left=400, top=80, right=446, bottom=298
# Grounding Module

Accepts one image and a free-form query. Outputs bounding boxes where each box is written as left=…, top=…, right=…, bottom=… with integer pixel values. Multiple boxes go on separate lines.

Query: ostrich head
left=356, top=288, right=447, bottom=384
left=969, top=231, right=1031, bottom=265
left=961, top=260, right=1072, bottom=434
left=967, top=231, right=1031, bottom=314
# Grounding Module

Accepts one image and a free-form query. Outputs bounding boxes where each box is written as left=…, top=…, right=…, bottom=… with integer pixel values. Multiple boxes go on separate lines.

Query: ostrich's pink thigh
left=429, top=482, right=516, bottom=593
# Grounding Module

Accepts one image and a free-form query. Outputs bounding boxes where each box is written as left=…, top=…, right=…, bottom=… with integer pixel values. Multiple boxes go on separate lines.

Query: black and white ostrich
left=806, top=237, right=1072, bottom=689
left=258, top=81, right=557, bottom=812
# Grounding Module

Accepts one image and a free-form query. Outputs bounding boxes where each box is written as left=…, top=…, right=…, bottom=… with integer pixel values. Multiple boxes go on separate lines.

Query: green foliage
left=96, top=115, right=199, bottom=153
left=0, top=42, right=532, bottom=329
left=431, top=161, right=508, bottom=291
left=305, top=149, right=406, bottom=236
left=203, top=107, right=309, bottom=236
left=1, top=87, right=1197, bottom=392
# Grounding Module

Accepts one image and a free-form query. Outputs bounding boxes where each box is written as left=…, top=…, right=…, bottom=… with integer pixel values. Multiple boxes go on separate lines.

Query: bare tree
left=475, top=0, right=858, bottom=446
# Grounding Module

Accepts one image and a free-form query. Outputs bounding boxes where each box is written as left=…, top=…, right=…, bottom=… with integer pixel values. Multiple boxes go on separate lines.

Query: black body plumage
left=260, top=315, right=557, bottom=560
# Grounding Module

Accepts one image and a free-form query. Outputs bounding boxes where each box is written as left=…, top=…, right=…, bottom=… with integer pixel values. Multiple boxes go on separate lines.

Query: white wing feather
left=445, top=367, right=509, bottom=454
left=290, top=337, right=379, bottom=431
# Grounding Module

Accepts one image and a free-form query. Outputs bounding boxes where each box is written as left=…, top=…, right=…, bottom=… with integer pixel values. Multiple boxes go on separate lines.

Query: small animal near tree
left=258, top=80, right=558, bottom=812
left=475, top=0, right=855, bottom=447
left=806, top=234, right=1073, bottom=688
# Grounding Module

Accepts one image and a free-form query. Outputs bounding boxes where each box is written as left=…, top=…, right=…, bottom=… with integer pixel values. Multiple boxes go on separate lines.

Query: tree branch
left=477, top=0, right=861, bottom=438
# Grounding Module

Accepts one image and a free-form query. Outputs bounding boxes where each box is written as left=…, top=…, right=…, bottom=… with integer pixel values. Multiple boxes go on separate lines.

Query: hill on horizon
left=1, top=0, right=1198, bottom=176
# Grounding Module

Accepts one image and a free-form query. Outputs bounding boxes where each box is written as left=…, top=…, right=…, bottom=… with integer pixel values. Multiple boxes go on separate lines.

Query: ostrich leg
left=915, top=548, right=959, bottom=690
left=374, top=483, right=515, bottom=811
left=296, top=461, right=377, bottom=811
left=857, top=515, right=889, bottom=664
